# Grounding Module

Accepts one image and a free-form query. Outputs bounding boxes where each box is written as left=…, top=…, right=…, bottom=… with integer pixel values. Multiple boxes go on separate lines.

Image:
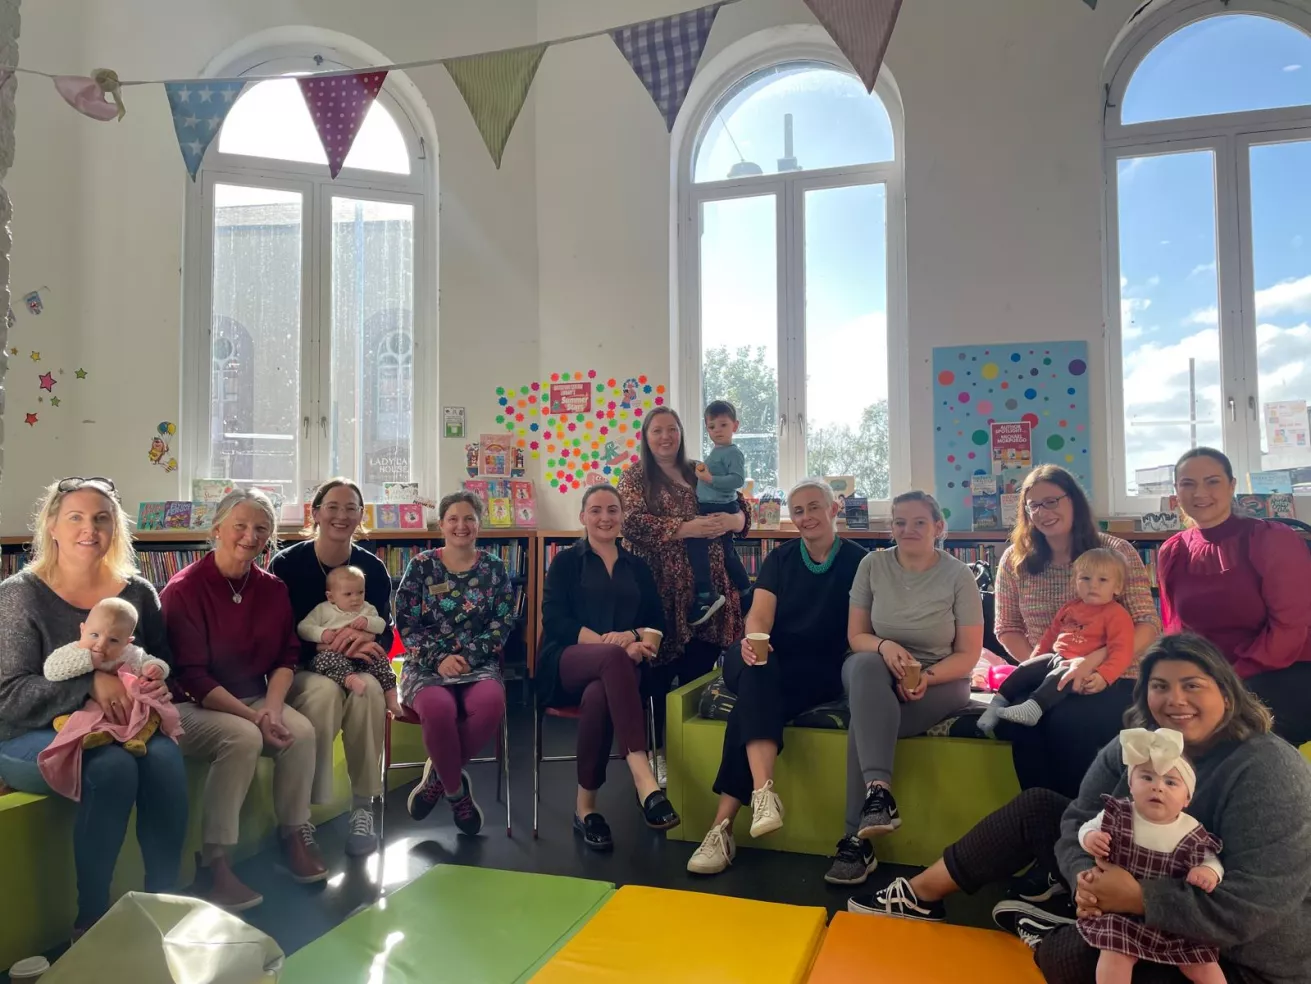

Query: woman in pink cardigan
left=1160, top=446, right=1311, bottom=747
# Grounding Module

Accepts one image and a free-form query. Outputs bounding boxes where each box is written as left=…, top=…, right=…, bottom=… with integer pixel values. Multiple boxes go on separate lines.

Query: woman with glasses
left=269, top=478, right=393, bottom=858
left=0, top=477, right=188, bottom=940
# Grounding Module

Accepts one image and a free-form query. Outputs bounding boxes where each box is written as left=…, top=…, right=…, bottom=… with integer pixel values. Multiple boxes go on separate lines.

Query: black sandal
left=573, top=813, right=613, bottom=851
left=640, top=790, right=681, bottom=831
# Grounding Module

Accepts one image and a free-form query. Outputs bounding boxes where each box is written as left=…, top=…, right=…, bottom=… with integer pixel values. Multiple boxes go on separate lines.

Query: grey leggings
left=843, top=651, right=972, bottom=835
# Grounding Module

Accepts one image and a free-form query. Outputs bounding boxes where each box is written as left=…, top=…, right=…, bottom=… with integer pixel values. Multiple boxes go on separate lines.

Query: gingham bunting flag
left=444, top=45, right=548, bottom=168
left=166, top=79, right=246, bottom=179
left=612, top=4, right=722, bottom=132
left=298, top=70, right=388, bottom=178
left=803, top=0, right=902, bottom=92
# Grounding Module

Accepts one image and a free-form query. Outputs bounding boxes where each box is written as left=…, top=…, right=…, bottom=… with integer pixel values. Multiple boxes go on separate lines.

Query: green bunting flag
left=444, top=44, right=548, bottom=168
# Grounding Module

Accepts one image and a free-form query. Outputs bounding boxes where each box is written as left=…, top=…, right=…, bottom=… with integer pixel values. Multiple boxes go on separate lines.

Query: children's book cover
left=1234, top=494, right=1270, bottom=520
left=1268, top=492, right=1296, bottom=520
left=1001, top=493, right=1021, bottom=528
left=383, top=482, right=420, bottom=504
left=486, top=479, right=512, bottom=528
left=399, top=504, right=425, bottom=530
left=137, top=502, right=167, bottom=531
left=757, top=498, right=781, bottom=530
left=479, top=434, right=511, bottom=477
left=191, top=479, right=234, bottom=503
left=163, top=501, right=192, bottom=530
left=189, top=502, right=213, bottom=530
left=463, top=480, right=491, bottom=513
left=509, top=480, right=537, bottom=528
left=375, top=504, right=403, bottom=530
left=1249, top=470, right=1294, bottom=494
left=970, top=476, right=1000, bottom=531
left=362, top=504, right=377, bottom=529
left=844, top=496, right=869, bottom=530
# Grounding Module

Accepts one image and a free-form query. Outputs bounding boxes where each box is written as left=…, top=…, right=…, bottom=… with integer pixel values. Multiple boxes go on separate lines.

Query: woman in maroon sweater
left=1159, top=447, right=1311, bottom=746
left=161, top=489, right=327, bottom=910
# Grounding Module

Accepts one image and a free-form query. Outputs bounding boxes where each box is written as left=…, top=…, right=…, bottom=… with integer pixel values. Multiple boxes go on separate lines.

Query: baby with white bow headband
left=1077, top=728, right=1226, bottom=983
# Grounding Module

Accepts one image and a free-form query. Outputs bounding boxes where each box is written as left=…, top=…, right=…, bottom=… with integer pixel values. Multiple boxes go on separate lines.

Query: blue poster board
left=931, top=342, right=1092, bottom=530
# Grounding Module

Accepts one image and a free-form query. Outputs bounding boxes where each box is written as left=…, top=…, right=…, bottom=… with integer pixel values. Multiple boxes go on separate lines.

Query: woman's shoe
left=189, top=852, right=263, bottom=912
left=639, top=789, right=681, bottom=830
left=573, top=813, right=613, bottom=851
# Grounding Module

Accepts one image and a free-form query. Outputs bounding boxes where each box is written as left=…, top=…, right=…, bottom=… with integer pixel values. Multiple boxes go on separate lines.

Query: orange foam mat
left=531, top=885, right=827, bottom=983
left=806, top=912, right=1045, bottom=983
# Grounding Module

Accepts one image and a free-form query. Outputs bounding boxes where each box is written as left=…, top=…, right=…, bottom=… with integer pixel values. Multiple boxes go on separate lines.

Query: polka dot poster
left=932, top=342, right=1092, bottom=530
left=492, top=371, right=667, bottom=495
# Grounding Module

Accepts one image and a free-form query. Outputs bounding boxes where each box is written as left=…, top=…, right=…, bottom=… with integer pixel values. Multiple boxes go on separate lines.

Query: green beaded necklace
left=800, top=537, right=840, bottom=574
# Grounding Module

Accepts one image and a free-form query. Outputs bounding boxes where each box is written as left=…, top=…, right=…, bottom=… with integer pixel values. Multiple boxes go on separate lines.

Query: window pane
left=803, top=183, right=889, bottom=498
left=1251, top=138, right=1311, bottom=471
left=694, top=63, right=893, bottom=182
left=1123, top=14, right=1311, bottom=124
left=699, top=195, right=779, bottom=491
left=209, top=184, right=303, bottom=496
left=218, top=79, right=411, bottom=174
left=1116, top=151, right=1223, bottom=496
left=330, top=197, right=416, bottom=501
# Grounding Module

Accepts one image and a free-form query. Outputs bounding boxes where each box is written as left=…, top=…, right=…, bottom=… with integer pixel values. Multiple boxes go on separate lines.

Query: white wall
left=2, top=0, right=1147, bottom=531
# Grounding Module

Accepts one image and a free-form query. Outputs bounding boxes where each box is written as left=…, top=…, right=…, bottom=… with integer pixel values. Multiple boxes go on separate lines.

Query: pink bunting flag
left=55, top=73, right=124, bottom=122
left=298, top=71, right=388, bottom=178
left=803, top=0, right=903, bottom=92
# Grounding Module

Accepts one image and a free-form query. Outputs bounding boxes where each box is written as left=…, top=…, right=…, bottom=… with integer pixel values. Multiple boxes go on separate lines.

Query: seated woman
left=1162, top=447, right=1311, bottom=747
left=0, top=477, right=187, bottom=939
left=847, top=634, right=1311, bottom=984
left=162, top=489, right=326, bottom=911
left=538, top=484, right=678, bottom=850
left=394, top=491, right=514, bottom=836
left=687, top=479, right=865, bottom=875
left=825, top=491, right=983, bottom=886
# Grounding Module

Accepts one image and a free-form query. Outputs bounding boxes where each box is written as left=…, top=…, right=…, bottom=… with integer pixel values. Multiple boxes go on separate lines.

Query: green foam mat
left=281, top=865, right=614, bottom=984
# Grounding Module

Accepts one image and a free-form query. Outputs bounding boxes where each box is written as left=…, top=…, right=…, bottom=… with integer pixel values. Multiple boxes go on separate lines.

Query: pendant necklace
left=225, top=569, right=252, bottom=605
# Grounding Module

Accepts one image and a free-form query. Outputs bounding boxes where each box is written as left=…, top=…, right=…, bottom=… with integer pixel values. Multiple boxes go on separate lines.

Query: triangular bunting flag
left=444, top=45, right=547, bottom=168
left=166, top=80, right=246, bottom=180
left=612, top=4, right=721, bottom=132
left=298, top=71, right=388, bottom=178
left=803, top=0, right=903, bottom=93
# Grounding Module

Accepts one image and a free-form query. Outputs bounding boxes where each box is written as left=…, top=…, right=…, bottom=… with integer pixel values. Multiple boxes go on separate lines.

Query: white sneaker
left=686, top=819, right=735, bottom=875
left=749, top=779, right=784, bottom=838
left=656, top=752, right=668, bottom=789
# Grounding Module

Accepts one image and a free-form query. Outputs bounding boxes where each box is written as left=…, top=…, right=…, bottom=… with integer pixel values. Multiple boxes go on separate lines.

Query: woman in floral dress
left=395, top=491, right=515, bottom=835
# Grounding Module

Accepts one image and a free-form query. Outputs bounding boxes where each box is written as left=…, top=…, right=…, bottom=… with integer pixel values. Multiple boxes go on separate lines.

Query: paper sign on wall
left=1265, top=400, right=1309, bottom=450
left=549, top=381, right=592, bottom=415
left=443, top=406, right=466, bottom=439
left=479, top=433, right=512, bottom=477
left=990, top=421, right=1032, bottom=474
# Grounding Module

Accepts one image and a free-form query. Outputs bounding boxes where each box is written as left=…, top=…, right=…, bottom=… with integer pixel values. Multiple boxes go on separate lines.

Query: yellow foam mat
left=531, top=885, right=826, bottom=983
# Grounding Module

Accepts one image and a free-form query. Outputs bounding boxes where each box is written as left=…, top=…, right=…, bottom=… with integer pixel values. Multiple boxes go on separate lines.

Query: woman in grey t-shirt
left=824, top=491, right=984, bottom=887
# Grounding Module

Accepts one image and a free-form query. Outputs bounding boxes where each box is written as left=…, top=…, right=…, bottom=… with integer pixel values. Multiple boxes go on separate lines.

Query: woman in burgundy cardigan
left=1160, top=447, right=1311, bottom=746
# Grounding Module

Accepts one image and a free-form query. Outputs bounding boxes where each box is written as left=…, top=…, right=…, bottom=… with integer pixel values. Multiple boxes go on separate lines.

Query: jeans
left=0, top=728, right=189, bottom=927
left=687, top=500, right=751, bottom=595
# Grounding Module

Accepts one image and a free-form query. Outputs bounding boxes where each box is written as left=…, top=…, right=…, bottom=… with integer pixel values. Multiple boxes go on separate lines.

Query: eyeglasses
left=57, top=476, right=119, bottom=499
left=318, top=504, right=363, bottom=517
left=1024, top=494, right=1068, bottom=516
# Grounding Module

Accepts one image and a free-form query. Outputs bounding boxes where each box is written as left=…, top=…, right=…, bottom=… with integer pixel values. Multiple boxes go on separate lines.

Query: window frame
left=674, top=30, right=910, bottom=502
left=1102, top=0, right=1311, bottom=511
left=180, top=44, right=436, bottom=509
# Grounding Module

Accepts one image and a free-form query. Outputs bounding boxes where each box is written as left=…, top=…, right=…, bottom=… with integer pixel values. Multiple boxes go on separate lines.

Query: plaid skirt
left=1078, top=795, right=1223, bottom=966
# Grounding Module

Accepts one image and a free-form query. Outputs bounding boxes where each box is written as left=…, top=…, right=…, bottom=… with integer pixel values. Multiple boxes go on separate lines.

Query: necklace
left=224, top=568, right=252, bottom=605
left=800, top=538, right=840, bottom=574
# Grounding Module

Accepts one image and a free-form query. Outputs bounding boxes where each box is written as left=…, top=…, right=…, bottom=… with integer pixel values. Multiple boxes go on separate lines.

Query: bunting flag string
left=444, top=46, right=546, bottom=169
left=298, top=71, right=388, bottom=178
left=166, top=79, right=245, bottom=180
left=612, top=4, right=722, bottom=132
left=802, top=0, right=903, bottom=93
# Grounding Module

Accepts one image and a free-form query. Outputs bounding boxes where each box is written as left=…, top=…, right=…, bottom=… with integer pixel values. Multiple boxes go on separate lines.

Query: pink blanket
left=37, top=670, right=183, bottom=801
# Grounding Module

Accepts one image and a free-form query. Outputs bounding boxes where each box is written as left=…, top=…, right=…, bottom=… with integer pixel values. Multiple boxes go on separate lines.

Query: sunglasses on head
left=57, top=476, right=119, bottom=499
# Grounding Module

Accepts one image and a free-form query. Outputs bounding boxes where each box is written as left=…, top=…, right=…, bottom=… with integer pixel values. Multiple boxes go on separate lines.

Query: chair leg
left=378, top=714, right=393, bottom=849
left=532, top=699, right=541, bottom=840
left=502, top=714, right=512, bottom=838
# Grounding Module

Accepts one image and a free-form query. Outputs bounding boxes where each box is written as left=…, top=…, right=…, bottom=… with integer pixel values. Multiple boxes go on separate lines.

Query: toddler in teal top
left=689, top=400, right=752, bottom=626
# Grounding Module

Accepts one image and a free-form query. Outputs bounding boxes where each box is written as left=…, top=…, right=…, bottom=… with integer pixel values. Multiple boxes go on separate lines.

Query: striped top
left=995, top=533, right=1161, bottom=679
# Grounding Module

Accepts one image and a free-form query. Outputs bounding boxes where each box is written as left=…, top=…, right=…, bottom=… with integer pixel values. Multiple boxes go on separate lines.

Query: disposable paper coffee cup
left=641, top=628, right=663, bottom=649
left=901, top=662, right=922, bottom=691
left=747, top=633, right=770, bottom=664
left=9, top=956, right=50, bottom=982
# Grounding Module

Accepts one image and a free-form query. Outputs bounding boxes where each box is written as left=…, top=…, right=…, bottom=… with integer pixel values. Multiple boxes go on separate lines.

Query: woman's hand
left=331, top=627, right=382, bottom=659
left=714, top=510, right=746, bottom=535
left=1083, top=861, right=1145, bottom=916
left=254, top=707, right=294, bottom=749
left=678, top=516, right=721, bottom=539
left=438, top=654, right=471, bottom=678
left=896, top=674, right=929, bottom=703
left=880, top=640, right=915, bottom=680
left=1075, top=869, right=1102, bottom=919
left=91, top=670, right=130, bottom=726
left=625, top=641, right=655, bottom=663
left=741, top=637, right=772, bottom=666
left=1079, top=672, right=1108, bottom=695
left=601, top=631, right=634, bottom=647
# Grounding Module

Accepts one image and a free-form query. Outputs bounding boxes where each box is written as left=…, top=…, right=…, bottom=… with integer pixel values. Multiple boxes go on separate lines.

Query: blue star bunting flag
left=612, top=4, right=722, bottom=132
left=166, top=79, right=246, bottom=180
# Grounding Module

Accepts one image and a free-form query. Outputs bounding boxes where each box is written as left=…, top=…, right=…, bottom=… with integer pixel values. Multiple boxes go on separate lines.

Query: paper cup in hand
left=901, top=661, right=922, bottom=691
left=641, top=628, right=663, bottom=649
left=747, top=633, right=770, bottom=664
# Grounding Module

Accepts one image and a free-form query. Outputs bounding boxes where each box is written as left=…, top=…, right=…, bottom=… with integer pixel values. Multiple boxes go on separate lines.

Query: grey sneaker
left=824, top=835, right=877, bottom=885
left=856, top=784, right=901, bottom=839
left=344, top=806, right=378, bottom=857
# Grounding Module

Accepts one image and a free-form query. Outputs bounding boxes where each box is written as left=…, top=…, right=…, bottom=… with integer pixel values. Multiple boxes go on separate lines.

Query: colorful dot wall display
left=493, top=371, right=667, bottom=494
left=932, top=342, right=1092, bottom=530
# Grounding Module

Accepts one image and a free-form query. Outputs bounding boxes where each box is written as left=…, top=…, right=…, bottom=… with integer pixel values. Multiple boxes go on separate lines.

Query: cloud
left=1256, top=274, right=1311, bottom=318
left=1184, top=306, right=1218, bottom=327
left=1123, top=325, right=1144, bottom=340
left=1145, top=275, right=1160, bottom=288
left=1189, top=262, right=1216, bottom=278
left=1120, top=275, right=1128, bottom=289
left=1285, top=64, right=1303, bottom=72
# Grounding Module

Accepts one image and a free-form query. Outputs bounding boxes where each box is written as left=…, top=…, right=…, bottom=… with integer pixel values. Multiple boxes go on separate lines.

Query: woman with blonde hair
left=0, top=477, right=187, bottom=940
left=163, top=488, right=326, bottom=911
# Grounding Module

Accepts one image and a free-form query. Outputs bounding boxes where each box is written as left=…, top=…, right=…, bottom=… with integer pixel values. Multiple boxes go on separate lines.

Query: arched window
left=183, top=46, right=432, bottom=507
left=1105, top=3, right=1311, bottom=505
left=677, top=36, right=906, bottom=500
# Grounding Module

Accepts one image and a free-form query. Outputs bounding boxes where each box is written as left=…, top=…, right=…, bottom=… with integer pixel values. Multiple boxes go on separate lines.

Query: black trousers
left=711, top=642, right=843, bottom=804
left=642, top=639, right=720, bottom=749
left=998, top=654, right=1074, bottom=713
left=1245, top=661, right=1311, bottom=748
left=943, top=788, right=1254, bottom=984
left=998, top=677, right=1135, bottom=798
left=686, top=500, right=751, bottom=595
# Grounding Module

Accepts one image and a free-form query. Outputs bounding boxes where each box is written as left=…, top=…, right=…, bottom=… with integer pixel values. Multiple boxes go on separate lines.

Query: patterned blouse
left=394, top=548, right=515, bottom=704
left=995, top=533, right=1160, bottom=680
left=617, top=462, right=750, bottom=666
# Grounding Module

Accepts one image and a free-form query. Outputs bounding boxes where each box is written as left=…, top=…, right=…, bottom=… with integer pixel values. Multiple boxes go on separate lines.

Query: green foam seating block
left=281, top=865, right=615, bottom=984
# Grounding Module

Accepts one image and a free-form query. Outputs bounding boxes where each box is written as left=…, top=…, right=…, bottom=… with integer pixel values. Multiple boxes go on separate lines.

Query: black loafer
left=640, top=790, right=681, bottom=831
left=573, top=813, right=613, bottom=851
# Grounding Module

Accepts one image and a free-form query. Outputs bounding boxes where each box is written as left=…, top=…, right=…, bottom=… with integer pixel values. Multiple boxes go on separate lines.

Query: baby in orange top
left=980, top=547, right=1136, bottom=733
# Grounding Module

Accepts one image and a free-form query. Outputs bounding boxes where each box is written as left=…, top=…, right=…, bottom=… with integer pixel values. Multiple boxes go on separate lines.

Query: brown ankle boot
left=190, top=852, right=263, bottom=912
left=280, top=825, right=328, bottom=884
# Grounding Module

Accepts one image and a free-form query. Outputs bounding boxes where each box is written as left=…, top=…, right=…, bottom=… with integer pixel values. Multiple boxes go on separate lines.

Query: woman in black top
left=539, top=484, right=679, bottom=849
left=687, top=479, right=866, bottom=875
